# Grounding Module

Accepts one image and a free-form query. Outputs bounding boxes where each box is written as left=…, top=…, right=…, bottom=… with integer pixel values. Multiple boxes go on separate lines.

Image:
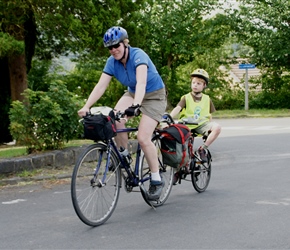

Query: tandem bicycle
left=71, top=108, right=211, bottom=227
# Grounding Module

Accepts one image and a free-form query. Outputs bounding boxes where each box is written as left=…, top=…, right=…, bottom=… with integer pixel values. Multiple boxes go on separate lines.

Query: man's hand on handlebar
left=124, top=104, right=141, bottom=117
left=78, top=107, right=90, bottom=118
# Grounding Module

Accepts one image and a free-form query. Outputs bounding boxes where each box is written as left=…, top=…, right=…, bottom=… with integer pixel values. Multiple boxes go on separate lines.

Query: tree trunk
left=0, top=57, right=13, bottom=143
left=8, top=54, right=28, bottom=102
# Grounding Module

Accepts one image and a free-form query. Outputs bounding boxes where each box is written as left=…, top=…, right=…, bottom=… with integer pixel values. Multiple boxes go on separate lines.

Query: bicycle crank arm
left=139, top=183, right=156, bottom=210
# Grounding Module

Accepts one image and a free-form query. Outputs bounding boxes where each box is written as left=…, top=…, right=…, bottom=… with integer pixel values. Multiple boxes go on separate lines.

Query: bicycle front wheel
left=139, top=136, right=174, bottom=207
left=191, top=151, right=211, bottom=193
left=71, top=143, right=121, bottom=227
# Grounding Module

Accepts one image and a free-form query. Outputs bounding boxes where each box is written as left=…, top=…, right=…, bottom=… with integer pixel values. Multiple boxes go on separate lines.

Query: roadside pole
left=245, top=68, right=249, bottom=110
left=239, top=63, right=256, bottom=111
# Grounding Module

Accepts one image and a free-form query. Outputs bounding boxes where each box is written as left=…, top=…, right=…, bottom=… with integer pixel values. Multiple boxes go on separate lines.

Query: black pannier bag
left=82, top=109, right=116, bottom=141
left=159, top=124, right=192, bottom=169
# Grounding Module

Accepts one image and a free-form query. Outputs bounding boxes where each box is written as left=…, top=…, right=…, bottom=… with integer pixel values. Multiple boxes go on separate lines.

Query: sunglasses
left=108, top=43, right=121, bottom=50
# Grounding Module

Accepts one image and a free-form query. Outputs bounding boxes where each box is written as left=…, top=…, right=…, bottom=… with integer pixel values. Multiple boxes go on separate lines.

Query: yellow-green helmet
left=190, top=69, right=209, bottom=84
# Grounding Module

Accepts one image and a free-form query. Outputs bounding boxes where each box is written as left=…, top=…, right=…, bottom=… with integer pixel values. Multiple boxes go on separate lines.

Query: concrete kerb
left=0, top=140, right=139, bottom=186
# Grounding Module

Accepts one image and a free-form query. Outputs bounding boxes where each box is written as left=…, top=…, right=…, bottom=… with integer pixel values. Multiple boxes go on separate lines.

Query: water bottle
left=119, top=147, right=132, bottom=165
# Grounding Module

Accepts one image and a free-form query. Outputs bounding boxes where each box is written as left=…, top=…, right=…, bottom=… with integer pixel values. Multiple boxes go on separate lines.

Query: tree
left=138, top=0, right=232, bottom=106
left=227, top=0, right=290, bottom=108
left=0, top=57, right=12, bottom=142
left=0, top=1, right=32, bottom=102
left=229, top=0, right=290, bottom=71
left=0, top=0, right=146, bottom=142
left=1, top=0, right=147, bottom=101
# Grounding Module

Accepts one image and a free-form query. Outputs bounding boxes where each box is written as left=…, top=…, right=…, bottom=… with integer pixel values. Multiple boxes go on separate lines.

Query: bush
left=250, top=73, right=290, bottom=109
left=9, top=81, right=82, bottom=153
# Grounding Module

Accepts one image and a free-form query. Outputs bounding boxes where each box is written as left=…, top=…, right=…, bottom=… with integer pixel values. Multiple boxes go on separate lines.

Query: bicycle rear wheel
left=139, top=136, right=174, bottom=207
left=71, top=143, right=121, bottom=226
left=191, top=151, right=211, bottom=193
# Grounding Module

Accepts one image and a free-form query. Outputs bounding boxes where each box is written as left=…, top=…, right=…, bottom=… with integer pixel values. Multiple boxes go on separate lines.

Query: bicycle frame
left=71, top=110, right=174, bottom=227
left=99, top=127, right=152, bottom=188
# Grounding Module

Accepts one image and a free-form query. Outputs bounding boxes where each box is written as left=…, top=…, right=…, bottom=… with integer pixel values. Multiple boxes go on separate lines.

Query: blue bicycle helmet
left=103, top=26, right=128, bottom=47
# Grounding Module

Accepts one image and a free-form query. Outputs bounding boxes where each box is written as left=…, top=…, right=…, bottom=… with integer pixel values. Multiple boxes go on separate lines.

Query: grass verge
left=213, top=108, right=290, bottom=118
left=0, top=139, right=91, bottom=159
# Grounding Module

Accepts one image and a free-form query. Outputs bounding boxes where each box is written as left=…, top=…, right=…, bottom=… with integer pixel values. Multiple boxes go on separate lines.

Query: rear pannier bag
left=159, top=124, right=192, bottom=169
left=82, top=109, right=116, bottom=141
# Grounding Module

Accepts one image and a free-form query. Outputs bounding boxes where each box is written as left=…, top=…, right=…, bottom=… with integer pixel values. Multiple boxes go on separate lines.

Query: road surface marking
left=2, top=199, right=27, bottom=205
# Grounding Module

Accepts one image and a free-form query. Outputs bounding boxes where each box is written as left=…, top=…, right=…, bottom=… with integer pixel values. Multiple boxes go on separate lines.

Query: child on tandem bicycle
left=169, top=69, right=221, bottom=184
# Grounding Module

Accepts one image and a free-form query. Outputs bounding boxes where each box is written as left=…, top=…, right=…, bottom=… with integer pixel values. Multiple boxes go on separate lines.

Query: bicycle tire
left=191, top=151, right=211, bottom=193
left=71, top=143, right=121, bottom=226
left=139, top=136, right=174, bottom=207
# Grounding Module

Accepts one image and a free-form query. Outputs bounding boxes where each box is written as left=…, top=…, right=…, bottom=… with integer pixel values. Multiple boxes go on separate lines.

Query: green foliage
left=2, top=0, right=290, bottom=116
left=213, top=88, right=245, bottom=110
left=1, top=0, right=148, bottom=65
left=64, top=61, right=102, bottom=98
left=137, top=0, right=232, bottom=108
left=63, top=60, right=126, bottom=107
left=27, top=59, right=53, bottom=91
left=30, top=0, right=147, bottom=59
left=250, top=73, right=290, bottom=109
left=0, top=33, right=24, bottom=57
left=9, top=82, right=82, bottom=153
left=141, top=0, right=230, bottom=70
left=225, top=0, right=290, bottom=109
left=230, top=0, right=290, bottom=70
left=229, top=0, right=290, bottom=71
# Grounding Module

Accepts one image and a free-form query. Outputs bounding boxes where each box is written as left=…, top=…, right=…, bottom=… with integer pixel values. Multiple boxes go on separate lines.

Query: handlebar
left=115, top=110, right=127, bottom=122
left=161, top=113, right=199, bottom=126
left=80, top=109, right=199, bottom=127
left=160, top=113, right=175, bottom=125
left=80, top=109, right=126, bottom=123
left=78, top=111, right=92, bottom=123
left=178, top=117, right=199, bottom=125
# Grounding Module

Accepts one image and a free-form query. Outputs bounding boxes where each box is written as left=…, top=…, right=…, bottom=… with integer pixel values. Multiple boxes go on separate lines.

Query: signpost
left=239, top=64, right=256, bottom=110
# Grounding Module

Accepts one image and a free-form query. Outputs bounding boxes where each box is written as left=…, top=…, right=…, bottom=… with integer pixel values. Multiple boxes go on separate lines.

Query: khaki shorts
left=124, top=88, right=167, bottom=122
left=194, top=121, right=218, bottom=135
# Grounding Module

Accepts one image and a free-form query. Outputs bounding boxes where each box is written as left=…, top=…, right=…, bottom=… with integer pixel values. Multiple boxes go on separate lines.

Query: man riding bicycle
left=78, top=26, right=167, bottom=200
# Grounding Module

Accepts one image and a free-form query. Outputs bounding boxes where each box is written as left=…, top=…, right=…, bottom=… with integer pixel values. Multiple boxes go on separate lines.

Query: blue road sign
left=239, top=64, right=256, bottom=69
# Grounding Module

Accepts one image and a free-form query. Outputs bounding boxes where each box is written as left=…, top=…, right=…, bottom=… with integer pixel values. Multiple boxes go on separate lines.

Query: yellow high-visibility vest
left=179, top=93, right=211, bottom=129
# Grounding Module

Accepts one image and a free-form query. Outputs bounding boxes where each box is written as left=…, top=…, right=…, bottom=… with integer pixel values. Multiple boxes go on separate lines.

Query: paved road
left=1, top=117, right=290, bottom=249
left=217, top=116, right=290, bottom=137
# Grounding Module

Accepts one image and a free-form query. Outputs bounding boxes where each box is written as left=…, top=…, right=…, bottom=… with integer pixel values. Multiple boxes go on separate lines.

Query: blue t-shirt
left=103, top=47, right=165, bottom=93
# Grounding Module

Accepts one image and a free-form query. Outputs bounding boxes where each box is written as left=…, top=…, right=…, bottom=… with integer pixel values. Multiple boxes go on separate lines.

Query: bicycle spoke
left=71, top=144, right=121, bottom=227
left=191, top=154, right=211, bottom=193
left=139, top=137, right=174, bottom=207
